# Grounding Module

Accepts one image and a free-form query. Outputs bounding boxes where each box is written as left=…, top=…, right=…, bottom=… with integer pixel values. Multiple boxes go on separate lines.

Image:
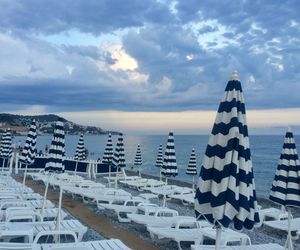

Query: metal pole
left=286, top=207, right=294, bottom=250
left=22, top=164, right=28, bottom=186
left=215, top=225, right=222, bottom=250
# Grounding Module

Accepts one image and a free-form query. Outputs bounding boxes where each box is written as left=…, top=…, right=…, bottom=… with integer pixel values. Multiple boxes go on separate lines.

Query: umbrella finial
left=231, top=70, right=239, bottom=80
left=288, top=126, right=292, bottom=132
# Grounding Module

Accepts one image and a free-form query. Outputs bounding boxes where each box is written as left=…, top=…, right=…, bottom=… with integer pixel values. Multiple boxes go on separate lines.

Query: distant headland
left=0, top=113, right=117, bottom=135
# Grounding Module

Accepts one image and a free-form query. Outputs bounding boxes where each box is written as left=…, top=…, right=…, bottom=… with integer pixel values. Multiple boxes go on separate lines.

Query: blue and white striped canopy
left=162, top=132, right=178, bottom=177
left=186, top=148, right=197, bottom=176
left=0, top=128, right=12, bottom=159
left=134, top=144, right=142, bottom=167
left=45, top=119, right=65, bottom=173
left=270, top=129, right=300, bottom=207
left=74, top=133, right=86, bottom=161
left=20, top=120, right=37, bottom=165
left=112, top=133, right=126, bottom=169
left=195, top=72, right=260, bottom=230
left=102, top=133, right=113, bottom=164
left=155, top=144, right=163, bottom=168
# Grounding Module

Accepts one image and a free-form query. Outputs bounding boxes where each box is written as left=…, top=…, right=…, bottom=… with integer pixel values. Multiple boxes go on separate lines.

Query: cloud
left=0, top=0, right=175, bottom=35
left=0, top=0, right=300, bottom=123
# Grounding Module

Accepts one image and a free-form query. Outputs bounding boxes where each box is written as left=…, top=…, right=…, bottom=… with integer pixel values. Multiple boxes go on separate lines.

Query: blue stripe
left=212, top=118, right=249, bottom=137
left=218, top=99, right=245, bottom=114
left=285, top=132, right=293, bottom=138
left=205, top=138, right=251, bottom=161
left=277, top=164, right=299, bottom=172
left=200, top=162, right=253, bottom=184
left=280, top=154, right=299, bottom=161
left=283, top=143, right=296, bottom=149
left=224, top=80, right=242, bottom=92
left=274, top=175, right=300, bottom=184
left=271, top=186, right=300, bottom=196
left=269, top=196, right=300, bottom=207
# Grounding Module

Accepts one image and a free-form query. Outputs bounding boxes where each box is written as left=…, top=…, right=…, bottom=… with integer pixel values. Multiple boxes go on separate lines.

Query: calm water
left=14, top=134, right=297, bottom=198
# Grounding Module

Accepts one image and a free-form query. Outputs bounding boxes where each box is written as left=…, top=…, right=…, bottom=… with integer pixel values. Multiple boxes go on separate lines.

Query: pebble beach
left=18, top=172, right=300, bottom=250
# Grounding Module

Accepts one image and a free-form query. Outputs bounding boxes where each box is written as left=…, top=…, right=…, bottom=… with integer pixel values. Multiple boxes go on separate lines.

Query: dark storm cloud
left=0, top=0, right=300, bottom=112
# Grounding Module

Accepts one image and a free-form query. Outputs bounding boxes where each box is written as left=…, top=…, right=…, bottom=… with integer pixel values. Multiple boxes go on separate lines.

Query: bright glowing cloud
left=106, top=44, right=138, bottom=71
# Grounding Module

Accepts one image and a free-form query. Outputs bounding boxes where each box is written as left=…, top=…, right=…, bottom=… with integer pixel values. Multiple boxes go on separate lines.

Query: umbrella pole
left=215, top=225, right=222, bottom=250
left=74, top=161, right=78, bottom=176
left=108, top=164, right=111, bottom=188
left=286, top=207, right=294, bottom=250
left=55, top=187, right=63, bottom=230
left=115, top=167, right=118, bottom=189
left=192, top=175, right=195, bottom=192
left=54, top=187, right=63, bottom=243
left=1, top=159, right=4, bottom=171
left=41, top=174, right=50, bottom=216
left=163, top=178, right=168, bottom=207
left=139, top=166, right=141, bottom=177
left=159, top=169, right=162, bottom=181
left=22, top=164, right=28, bottom=186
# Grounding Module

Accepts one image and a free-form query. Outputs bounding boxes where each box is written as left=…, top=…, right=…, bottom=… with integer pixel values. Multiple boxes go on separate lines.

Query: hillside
left=0, top=113, right=112, bottom=135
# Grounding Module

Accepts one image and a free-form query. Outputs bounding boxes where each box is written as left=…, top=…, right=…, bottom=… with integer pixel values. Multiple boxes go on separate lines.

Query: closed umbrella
left=186, top=148, right=197, bottom=191
left=20, top=120, right=37, bottom=185
left=161, top=132, right=177, bottom=206
left=194, top=71, right=260, bottom=250
left=270, top=128, right=300, bottom=250
left=42, top=118, right=65, bottom=231
left=74, top=133, right=86, bottom=175
left=134, top=144, right=142, bottom=177
left=102, top=133, right=113, bottom=187
left=112, top=133, right=125, bottom=188
left=155, top=144, right=163, bottom=181
left=0, top=128, right=12, bottom=170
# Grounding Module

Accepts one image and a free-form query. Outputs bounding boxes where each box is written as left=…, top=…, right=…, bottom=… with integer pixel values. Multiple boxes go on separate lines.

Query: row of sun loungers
left=28, top=171, right=292, bottom=249
left=0, top=174, right=132, bottom=250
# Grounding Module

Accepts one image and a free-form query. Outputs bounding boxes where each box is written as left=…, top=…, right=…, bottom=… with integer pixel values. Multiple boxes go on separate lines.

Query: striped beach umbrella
left=20, top=120, right=37, bottom=185
left=155, top=144, right=163, bottom=180
left=270, top=128, right=300, bottom=250
left=102, top=133, right=113, bottom=164
left=43, top=118, right=65, bottom=231
left=74, top=133, right=86, bottom=161
left=194, top=71, right=259, bottom=249
left=74, top=133, right=86, bottom=175
left=0, top=128, right=12, bottom=169
left=112, top=133, right=125, bottom=188
left=186, top=148, right=197, bottom=191
left=161, top=132, right=177, bottom=206
left=162, top=132, right=177, bottom=179
left=103, top=133, right=114, bottom=187
left=45, top=118, right=65, bottom=173
left=134, top=144, right=142, bottom=177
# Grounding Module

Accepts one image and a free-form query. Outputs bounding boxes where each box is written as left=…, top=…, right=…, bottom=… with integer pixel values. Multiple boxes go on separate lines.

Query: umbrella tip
left=231, top=70, right=239, bottom=80
left=288, top=126, right=292, bottom=132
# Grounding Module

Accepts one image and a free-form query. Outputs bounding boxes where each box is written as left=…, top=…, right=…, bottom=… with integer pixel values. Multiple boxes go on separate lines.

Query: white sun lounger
left=147, top=219, right=212, bottom=250
left=258, top=207, right=288, bottom=225
left=128, top=206, right=194, bottom=228
left=264, top=217, right=300, bottom=237
left=169, top=192, right=195, bottom=205
left=0, top=219, right=87, bottom=242
left=124, top=179, right=165, bottom=191
left=37, top=239, right=131, bottom=250
left=100, top=198, right=158, bottom=222
left=191, top=243, right=284, bottom=250
left=0, top=199, right=55, bottom=210
left=2, top=207, right=67, bottom=222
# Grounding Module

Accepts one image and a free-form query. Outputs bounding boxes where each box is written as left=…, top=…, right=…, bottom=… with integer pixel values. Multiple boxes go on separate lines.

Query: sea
left=13, top=134, right=298, bottom=199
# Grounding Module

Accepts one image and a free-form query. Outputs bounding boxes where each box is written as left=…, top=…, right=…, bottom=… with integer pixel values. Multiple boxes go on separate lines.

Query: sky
left=0, top=0, right=300, bottom=134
